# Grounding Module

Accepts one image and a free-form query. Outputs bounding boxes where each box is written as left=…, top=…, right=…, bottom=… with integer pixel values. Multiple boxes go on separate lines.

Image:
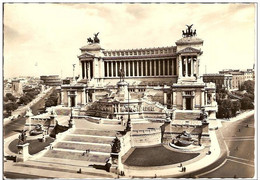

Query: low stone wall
left=118, top=132, right=132, bottom=173
left=229, top=110, right=254, bottom=122
left=131, top=129, right=161, bottom=147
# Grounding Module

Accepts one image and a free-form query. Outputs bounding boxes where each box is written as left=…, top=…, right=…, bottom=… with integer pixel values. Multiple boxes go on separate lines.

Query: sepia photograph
left=3, top=2, right=256, bottom=179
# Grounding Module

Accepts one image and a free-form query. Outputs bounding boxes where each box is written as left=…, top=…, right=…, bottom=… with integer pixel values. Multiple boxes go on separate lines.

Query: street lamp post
left=126, top=83, right=131, bottom=132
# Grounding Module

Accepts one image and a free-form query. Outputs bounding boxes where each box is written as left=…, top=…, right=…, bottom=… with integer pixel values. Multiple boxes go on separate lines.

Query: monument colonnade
left=178, top=55, right=199, bottom=78
left=80, top=58, right=177, bottom=79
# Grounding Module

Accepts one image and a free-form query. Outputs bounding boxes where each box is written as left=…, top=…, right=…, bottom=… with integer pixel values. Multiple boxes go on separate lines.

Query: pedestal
left=16, top=143, right=30, bottom=162
left=116, top=81, right=130, bottom=101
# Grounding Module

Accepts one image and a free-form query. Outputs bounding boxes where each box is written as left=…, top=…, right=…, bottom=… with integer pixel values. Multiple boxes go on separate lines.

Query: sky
left=3, top=3, right=256, bottom=79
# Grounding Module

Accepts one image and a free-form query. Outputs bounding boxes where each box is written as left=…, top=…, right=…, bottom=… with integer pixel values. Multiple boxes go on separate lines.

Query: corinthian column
left=191, top=58, right=194, bottom=77
left=141, top=60, right=143, bottom=76
left=179, top=57, right=183, bottom=77
left=145, top=60, right=148, bottom=76
left=115, top=61, right=118, bottom=77
left=87, top=62, right=90, bottom=79
left=154, top=60, right=157, bottom=76
left=137, top=61, right=139, bottom=76
left=185, top=57, right=188, bottom=77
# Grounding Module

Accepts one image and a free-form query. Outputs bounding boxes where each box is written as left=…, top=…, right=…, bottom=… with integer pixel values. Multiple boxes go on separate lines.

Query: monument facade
left=60, top=25, right=217, bottom=120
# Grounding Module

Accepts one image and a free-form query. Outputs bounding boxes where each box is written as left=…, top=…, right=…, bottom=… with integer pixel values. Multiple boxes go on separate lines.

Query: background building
left=203, top=74, right=232, bottom=90
left=219, top=69, right=254, bottom=90
left=40, top=75, right=62, bottom=86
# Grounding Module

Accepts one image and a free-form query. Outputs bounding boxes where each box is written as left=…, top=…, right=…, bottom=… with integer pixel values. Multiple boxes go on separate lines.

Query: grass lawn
left=124, top=145, right=199, bottom=166
left=9, top=137, right=54, bottom=155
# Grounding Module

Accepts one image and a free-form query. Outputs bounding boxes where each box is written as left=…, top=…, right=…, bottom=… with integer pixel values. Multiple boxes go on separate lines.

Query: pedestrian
left=154, top=174, right=157, bottom=178
left=180, top=163, right=182, bottom=167
left=238, top=129, right=240, bottom=132
left=181, top=167, right=184, bottom=172
left=184, top=167, right=186, bottom=172
left=77, top=168, right=81, bottom=173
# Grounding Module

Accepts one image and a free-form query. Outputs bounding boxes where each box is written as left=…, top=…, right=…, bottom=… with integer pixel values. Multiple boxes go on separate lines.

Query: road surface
left=4, top=89, right=53, bottom=138
left=197, top=115, right=255, bottom=178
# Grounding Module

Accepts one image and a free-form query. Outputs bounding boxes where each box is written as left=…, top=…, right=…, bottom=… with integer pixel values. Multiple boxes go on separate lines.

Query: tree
left=4, top=102, right=18, bottom=113
left=216, top=99, right=232, bottom=118
left=241, top=97, right=254, bottom=110
left=19, top=96, right=30, bottom=105
left=5, top=93, right=16, bottom=102
left=4, top=97, right=9, bottom=102
left=6, top=93, right=14, bottom=99
left=231, top=100, right=241, bottom=116
left=240, top=80, right=254, bottom=94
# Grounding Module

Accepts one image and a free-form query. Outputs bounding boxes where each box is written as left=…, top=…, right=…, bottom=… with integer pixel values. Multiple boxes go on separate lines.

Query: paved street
left=4, top=89, right=52, bottom=138
left=198, top=114, right=255, bottom=178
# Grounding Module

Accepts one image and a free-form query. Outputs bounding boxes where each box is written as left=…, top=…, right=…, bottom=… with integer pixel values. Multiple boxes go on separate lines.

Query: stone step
left=53, top=148, right=110, bottom=156
left=69, top=133, right=115, bottom=139
left=54, top=141, right=111, bottom=153
left=13, top=160, right=114, bottom=178
left=44, top=150, right=110, bottom=163
left=102, top=119, right=121, bottom=125
left=72, top=129, right=117, bottom=137
left=64, top=135, right=114, bottom=144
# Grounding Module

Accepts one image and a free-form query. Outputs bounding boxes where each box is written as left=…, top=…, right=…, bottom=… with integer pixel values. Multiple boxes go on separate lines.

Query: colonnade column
left=150, top=60, right=152, bottom=76
left=145, top=60, right=148, bottom=76
left=205, top=91, right=207, bottom=105
left=179, top=57, right=183, bottom=77
left=106, top=62, right=109, bottom=77
left=141, top=61, right=143, bottom=76
left=158, top=60, right=161, bottom=76
left=137, top=61, right=139, bottom=76
left=115, top=61, right=118, bottom=77
left=132, top=61, right=135, bottom=76
left=191, top=58, right=194, bottom=76
left=185, top=58, right=188, bottom=77
left=85, top=62, right=88, bottom=79
left=111, top=62, right=114, bottom=77
left=124, top=61, right=126, bottom=77
left=154, top=60, right=157, bottom=76
left=128, top=61, right=130, bottom=76
left=167, top=59, right=170, bottom=75
left=87, top=62, right=91, bottom=79
left=82, top=62, right=85, bottom=79
left=163, top=60, right=165, bottom=75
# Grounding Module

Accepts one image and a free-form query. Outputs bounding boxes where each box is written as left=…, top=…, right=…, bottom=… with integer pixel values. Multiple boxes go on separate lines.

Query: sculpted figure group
left=87, top=32, right=100, bottom=44
left=182, top=24, right=197, bottom=37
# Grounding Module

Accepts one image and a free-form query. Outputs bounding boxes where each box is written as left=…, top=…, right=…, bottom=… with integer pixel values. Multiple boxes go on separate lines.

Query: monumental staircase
left=15, top=119, right=124, bottom=178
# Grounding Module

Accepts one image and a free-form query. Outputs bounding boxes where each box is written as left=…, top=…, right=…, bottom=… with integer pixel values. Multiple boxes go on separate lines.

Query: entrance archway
left=70, top=97, right=75, bottom=107
left=186, top=98, right=192, bottom=110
